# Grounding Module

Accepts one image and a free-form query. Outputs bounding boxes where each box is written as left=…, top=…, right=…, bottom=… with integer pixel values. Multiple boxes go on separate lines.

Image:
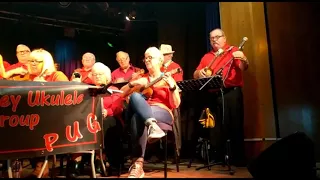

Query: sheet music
left=176, top=76, right=223, bottom=92
left=107, top=89, right=123, bottom=94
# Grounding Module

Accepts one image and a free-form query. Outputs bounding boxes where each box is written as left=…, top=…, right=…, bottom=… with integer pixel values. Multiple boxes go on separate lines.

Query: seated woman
left=26, top=48, right=69, bottom=178
left=120, top=47, right=181, bottom=178
left=93, top=62, right=126, bottom=172
left=28, top=49, right=69, bottom=82
left=67, top=62, right=126, bottom=178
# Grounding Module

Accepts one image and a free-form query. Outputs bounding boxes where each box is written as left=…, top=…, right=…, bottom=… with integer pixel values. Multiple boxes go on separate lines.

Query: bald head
left=116, top=51, right=130, bottom=69
left=82, top=52, right=96, bottom=69
left=16, top=44, right=31, bottom=64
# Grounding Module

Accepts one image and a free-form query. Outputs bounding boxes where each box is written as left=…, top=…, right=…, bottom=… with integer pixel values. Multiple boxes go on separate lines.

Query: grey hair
left=116, top=51, right=129, bottom=60
left=209, top=28, right=225, bottom=36
left=16, top=44, right=30, bottom=51
left=82, top=52, right=96, bottom=61
left=145, top=47, right=164, bottom=63
left=91, top=62, right=111, bottom=81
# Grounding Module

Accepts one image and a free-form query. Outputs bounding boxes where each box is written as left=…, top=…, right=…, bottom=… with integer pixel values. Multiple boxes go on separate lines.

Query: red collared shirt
left=161, top=61, right=184, bottom=82
left=71, top=67, right=93, bottom=84
left=3, top=61, right=10, bottom=68
left=111, top=65, right=136, bottom=83
left=196, top=44, right=244, bottom=88
left=5, top=62, right=28, bottom=71
left=102, top=85, right=125, bottom=126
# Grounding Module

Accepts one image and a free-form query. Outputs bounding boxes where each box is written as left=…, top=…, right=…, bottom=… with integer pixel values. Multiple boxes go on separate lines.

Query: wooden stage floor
left=115, top=161, right=252, bottom=178
left=7, top=158, right=252, bottom=178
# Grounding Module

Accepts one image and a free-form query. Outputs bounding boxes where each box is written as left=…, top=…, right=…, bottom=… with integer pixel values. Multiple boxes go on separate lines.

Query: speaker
left=247, top=132, right=316, bottom=179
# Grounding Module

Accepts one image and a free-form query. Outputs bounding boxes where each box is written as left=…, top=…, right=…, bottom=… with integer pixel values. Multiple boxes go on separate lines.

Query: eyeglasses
left=28, top=59, right=43, bottom=64
left=92, top=73, right=105, bottom=77
left=16, top=50, right=30, bottom=55
left=209, top=35, right=224, bottom=41
left=143, top=56, right=156, bottom=62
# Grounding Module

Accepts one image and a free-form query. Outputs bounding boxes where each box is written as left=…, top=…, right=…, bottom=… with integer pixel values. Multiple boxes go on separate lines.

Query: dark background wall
left=0, top=19, right=126, bottom=77
left=265, top=2, right=320, bottom=161
left=155, top=3, right=207, bottom=152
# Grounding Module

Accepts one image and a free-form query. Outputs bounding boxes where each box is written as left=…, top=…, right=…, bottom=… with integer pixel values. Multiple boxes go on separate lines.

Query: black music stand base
left=195, top=139, right=235, bottom=175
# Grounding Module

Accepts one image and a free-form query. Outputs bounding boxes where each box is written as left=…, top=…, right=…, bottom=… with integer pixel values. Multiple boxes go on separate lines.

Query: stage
left=115, top=160, right=252, bottom=178
left=1, top=158, right=252, bottom=178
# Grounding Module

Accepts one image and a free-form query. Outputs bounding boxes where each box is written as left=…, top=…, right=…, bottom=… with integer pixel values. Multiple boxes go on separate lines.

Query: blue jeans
left=126, top=92, right=173, bottom=158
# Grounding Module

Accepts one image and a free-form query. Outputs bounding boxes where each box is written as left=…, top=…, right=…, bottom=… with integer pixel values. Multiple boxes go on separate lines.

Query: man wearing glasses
left=2, top=44, right=30, bottom=78
left=193, top=28, right=249, bottom=167
left=71, top=52, right=96, bottom=84
left=111, top=51, right=141, bottom=83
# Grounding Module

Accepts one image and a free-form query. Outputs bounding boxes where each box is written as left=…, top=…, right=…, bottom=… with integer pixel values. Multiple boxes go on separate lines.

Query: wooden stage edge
left=2, top=158, right=253, bottom=178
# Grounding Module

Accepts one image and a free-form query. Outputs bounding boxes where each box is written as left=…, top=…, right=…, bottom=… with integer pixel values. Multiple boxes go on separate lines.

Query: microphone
left=238, top=37, right=248, bottom=51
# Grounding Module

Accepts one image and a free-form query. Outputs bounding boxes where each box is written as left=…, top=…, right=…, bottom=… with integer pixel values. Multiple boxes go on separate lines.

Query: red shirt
left=111, top=65, right=137, bottom=83
left=161, top=61, right=183, bottom=82
left=144, top=75, right=175, bottom=110
left=72, top=67, right=93, bottom=84
left=196, top=44, right=244, bottom=88
left=3, top=61, right=10, bottom=68
left=102, top=86, right=125, bottom=126
left=148, top=86, right=175, bottom=110
left=5, top=62, right=28, bottom=71
left=30, top=71, right=69, bottom=82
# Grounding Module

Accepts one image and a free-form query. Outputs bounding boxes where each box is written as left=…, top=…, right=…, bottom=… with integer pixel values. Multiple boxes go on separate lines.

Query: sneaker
left=128, top=163, right=145, bottom=178
left=147, top=123, right=165, bottom=144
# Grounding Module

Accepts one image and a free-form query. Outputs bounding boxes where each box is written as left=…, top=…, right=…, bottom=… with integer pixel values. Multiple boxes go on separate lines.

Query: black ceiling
left=0, top=2, right=156, bottom=34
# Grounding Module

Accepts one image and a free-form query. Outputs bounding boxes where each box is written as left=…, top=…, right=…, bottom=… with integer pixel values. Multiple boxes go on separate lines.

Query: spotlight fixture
left=125, top=16, right=130, bottom=21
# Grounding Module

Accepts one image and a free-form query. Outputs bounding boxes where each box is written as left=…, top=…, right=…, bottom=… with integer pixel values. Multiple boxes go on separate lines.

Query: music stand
left=177, top=76, right=235, bottom=175
left=111, top=82, right=128, bottom=90
left=177, top=75, right=223, bottom=92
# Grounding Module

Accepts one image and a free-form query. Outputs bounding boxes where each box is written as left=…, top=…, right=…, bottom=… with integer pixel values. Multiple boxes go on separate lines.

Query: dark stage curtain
left=54, top=40, right=81, bottom=78
left=206, top=2, right=221, bottom=52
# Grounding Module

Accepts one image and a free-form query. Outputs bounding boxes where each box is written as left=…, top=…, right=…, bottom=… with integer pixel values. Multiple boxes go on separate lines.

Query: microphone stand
left=199, top=57, right=234, bottom=91
left=196, top=37, right=247, bottom=174
left=196, top=56, right=236, bottom=175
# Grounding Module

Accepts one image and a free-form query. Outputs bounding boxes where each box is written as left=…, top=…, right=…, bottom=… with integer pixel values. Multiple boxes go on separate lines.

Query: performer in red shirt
left=70, top=52, right=95, bottom=84
left=2, top=44, right=30, bottom=79
left=159, top=44, right=183, bottom=82
left=159, top=44, right=183, bottom=164
left=67, top=62, right=126, bottom=178
left=26, top=48, right=69, bottom=178
left=121, top=47, right=181, bottom=178
left=111, top=51, right=142, bottom=83
left=193, top=28, right=249, bottom=167
left=27, top=49, right=69, bottom=82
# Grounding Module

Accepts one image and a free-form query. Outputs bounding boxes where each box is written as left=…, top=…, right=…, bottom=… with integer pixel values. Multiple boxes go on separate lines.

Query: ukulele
left=126, top=68, right=145, bottom=82
left=204, top=48, right=224, bottom=77
left=122, top=68, right=182, bottom=101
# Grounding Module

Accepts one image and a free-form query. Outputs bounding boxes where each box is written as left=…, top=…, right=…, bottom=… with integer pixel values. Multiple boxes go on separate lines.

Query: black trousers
left=194, top=87, right=246, bottom=166
left=103, top=116, right=123, bottom=167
